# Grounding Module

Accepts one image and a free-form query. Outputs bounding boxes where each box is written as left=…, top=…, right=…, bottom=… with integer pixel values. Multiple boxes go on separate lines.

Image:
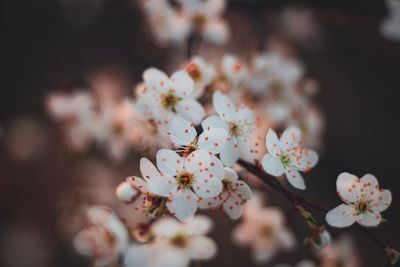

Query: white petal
left=152, top=217, right=181, bottom=237
left=220, top=137, right=240, bottom=166
left=359, top=173, right=379, bottom=196
left=116, top=181, right=139, bottom=202
left=170, top=189, right=198, bottom=222
left=296, top=149, right=319, bottom=171
left=224, top=167, right=238, bottom=182
left=201, top=115, right=229, bottom=132
left=236, top=180, right=252, bottom=200
left=265, top=128, right=281, bottom=156
left=126, top=176, right=147, bottom=192
left=371, top=189, right=392, bottom=212
left=207, top=155, right=225, bottom=179
left=280, top=126, right=302, bottom=151
left=193, top=172, right=223, bottom=198
left=223, top=192, right=244, bottom=220
left=143, top=68, right=170, bottom=95
left=203, top=19, right=229, bottom=44
left=140, top=157, right=160, bottom=180
left=198, top=196, right=220, bottom=209
left=235, top=104, right=254, bottom=124
left=285, top=168, right=306, bottom=190
left=212, top=91, right=236, bottom=121
left=175, top=98, right=205, bottom=125
left=170, top=70, right=194, bottom=98
left=167, top=116, right=196, bottom=147
left=198, top=128, right=228, bottom=155
left=184, top=215, right=213, bottom=235
left=188, top=236, right=217, bottom=260
left=262, top=153, right=284, bottom=176
left=135, top=93, right=160, bottom=119
left=326, top=204, right=356, bottom=228
left=336, top=172, right=359, bottom=203
left=147, top=175, right=178, bottom=197
left=156, top=149, right=183, bottom=176
left=87, top=206, right=112, bottom=225
left=357, top=212, right=381, bottom=227
left=184, top=149, right=211, bottom=174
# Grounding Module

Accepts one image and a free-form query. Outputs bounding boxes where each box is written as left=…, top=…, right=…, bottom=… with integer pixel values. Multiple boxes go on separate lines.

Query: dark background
left=1, top=0, right=400, bottom=266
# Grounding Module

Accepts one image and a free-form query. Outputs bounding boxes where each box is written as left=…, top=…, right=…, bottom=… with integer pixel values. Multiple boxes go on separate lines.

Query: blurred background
left=1, top=0, right=400, bottom=266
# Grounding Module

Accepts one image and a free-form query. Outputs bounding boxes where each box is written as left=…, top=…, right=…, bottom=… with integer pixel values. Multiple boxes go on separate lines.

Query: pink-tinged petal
left=194, top=172, right=223, bottom=198
left=207, top=155, right=225, bottom=179
left=147, top=175, right=178, bottom=197
left=262, top=154, right=284, bottom=176
left=156, top=149, right=183, bottom=176
left=152, top=217, right=181, bottom=237
left=326, top=204, right=356, bottom=228
left=212, top=91, right=236, bottom=121
left=175, top=99, right=205, bottom=125
left=220, top=136, right=240, bottom=166
left=188, top=236, right=217, bottom=260
left=184, top=150, right=211, bottom=174
left=116, top=181, right=140, bottom=202
left=357, top=212, right=381, bottom=227
left=223, top=192, right=243, bottom=220
left=140, top=158, right=160, bottom=180
left=203, top=19, right=229, bottom=44
left=87, top=206, right=113, bottom=225
left=135, top=93, right=160, bottom=119
left=184, top=215, right=213, bottom=235
left=170, top=189, right=198, bottom=222
left=224, top=167, right=238, bottom=182
left=167, top=116, right=196, bottom=147
left=285, top=168, right=306, bottom=190
left=198, top=128, right=227, bottom=155
left=107, top=216, right=129, bottom=252
left=265, top=129, right=281, bottom=156
left=359, top=174, right=379, bottom=197
left=371, top=189, right=392, bottom=212
left=279, top=126, right=301, bottom=151
left=143, top=68, right=170, bottom=95
left=336, top=172, right=359, bottom=203
left=170, top=70, right=194, bottom=98
left=201, top=115, right=229, bottom=132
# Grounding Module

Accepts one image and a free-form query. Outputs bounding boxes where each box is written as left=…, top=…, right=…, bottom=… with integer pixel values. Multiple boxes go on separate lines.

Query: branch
left=237, top=159, right=393, bottom=256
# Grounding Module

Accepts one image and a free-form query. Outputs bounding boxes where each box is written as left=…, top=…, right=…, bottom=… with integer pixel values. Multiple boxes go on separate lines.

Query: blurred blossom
left=274, top=259, right=317, bottom=267
left=74, top=206, right=129, bottom=266
left=317, top=234, right=361, bottom=267
left=0, top=224, right=52, bottom=267
left=232, top=192, right=296, bottom=264
left=381, top=0, right=400, bottom=41
left=279, top=6, right=321, bottom=44
left=3, top=117, right=52, bottom=162
left=125, top=215, right=217, bottom=267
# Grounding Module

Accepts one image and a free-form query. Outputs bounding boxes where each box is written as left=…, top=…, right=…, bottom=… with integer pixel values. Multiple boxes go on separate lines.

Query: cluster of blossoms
left=141, top=0, right=229, bottom=45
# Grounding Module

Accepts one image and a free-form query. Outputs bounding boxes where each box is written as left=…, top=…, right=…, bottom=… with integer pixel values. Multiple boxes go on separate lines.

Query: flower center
left=177, top=171, right=194, bottom=188
left=170, top=233, right=189, bottom=248
left=279, top=152, right=291, bottom=167
left=260, top=224, right=274, bottom=237
left=185, top=62, right=202, bottom=82
left=229, top=122, right=241, bottom=137
left=182, top=138, right=199, bottom=157
left=354, top=200, right=371, bottom=215
left=161, top=90, right=181, bottom=111
left=271, top=80, right=283, bottom=95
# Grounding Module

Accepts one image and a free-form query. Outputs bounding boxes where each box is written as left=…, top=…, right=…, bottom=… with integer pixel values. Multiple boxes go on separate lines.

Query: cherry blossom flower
left=125, top=215, right=217, bottom=267
left=179, top=0, right=229, bottom=44
left=73, top=206, right=129, bottom=266
left=221, top=54, right=247, bottom=89
left=146, top=149, right=224, bottom=221
left=199, top=167, right=252, bottom=219
left=232, top=193, right=295, bottom=264
left=135, top=68, right=205, bottom=126
left=116, top=158, right=167, bottom=218
left=317, top=234, right=361, bottom=267
left=184, top=56, right=216, bottom=98
left=326, top=172, right=392, bottom=227
left=202, top=91, right=254, bottom=166
left=262, top=127, right=319, bottom=190
left=167, top=116, right=227, bottom=157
